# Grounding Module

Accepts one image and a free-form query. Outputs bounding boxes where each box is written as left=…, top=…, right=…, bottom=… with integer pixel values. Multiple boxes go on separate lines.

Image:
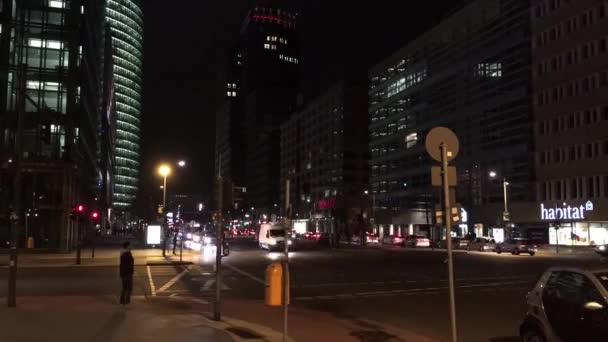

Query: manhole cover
left=225, top=327, right=263, bottom=339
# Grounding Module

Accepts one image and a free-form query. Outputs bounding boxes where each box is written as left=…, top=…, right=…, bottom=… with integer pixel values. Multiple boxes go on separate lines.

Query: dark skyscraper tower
left=241, top=3, right=300, bottom=212
left=215, top=2, right=300, bottom=214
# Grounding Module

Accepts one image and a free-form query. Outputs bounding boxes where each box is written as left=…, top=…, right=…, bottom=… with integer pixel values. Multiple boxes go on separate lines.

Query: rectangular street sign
left=431, top=166, right=457, bottom=187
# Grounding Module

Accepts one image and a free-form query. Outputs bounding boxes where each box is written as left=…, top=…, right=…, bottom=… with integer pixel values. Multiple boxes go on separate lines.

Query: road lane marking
left=200, top=279, right=231, bottom=291
left=157, top=266, right=191, bottom=293
left=223, top=263, right=266, bottom=285
left=147, top=266, right=156, bottom=296
left=293, top=281, right=531, bottom=301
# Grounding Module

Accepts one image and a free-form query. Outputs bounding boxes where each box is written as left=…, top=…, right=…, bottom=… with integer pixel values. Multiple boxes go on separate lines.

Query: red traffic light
left=91, top=211, right=100, bottom=220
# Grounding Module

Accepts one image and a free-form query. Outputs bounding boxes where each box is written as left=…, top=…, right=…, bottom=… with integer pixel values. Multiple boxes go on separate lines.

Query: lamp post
left=489, top=171, right=510, bottom=233
left=158, top=165, right=171, bottom=212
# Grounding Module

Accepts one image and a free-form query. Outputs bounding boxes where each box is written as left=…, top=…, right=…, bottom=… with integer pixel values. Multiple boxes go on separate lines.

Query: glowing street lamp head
left=158, top=165, right=171, bottom=177
left=489, top=171, right=497, bottom=178
left=178, top=160, right=186, bottom=167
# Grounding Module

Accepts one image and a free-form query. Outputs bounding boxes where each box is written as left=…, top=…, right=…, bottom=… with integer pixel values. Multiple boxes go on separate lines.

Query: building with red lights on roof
left=216, top=2, right=300, bottom=216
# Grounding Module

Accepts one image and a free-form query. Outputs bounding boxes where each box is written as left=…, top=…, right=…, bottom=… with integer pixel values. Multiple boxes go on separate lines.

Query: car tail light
left=520, top=244, right=526, bottom=248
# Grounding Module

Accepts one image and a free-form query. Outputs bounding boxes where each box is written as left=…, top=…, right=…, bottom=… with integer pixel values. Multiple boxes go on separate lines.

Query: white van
left=258, top=223, right=291, bottom=250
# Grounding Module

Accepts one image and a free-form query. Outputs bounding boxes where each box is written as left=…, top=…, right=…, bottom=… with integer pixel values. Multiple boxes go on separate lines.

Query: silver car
left=496, top=238, right=537, bottom=256
left=467, top=237, right=495, bottom=252
left=520, top=267, right=608, bottom=342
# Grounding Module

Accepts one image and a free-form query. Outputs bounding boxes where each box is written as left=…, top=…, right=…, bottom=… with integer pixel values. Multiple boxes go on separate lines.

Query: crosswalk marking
left=200, top=279, right=231, bottom=292
left=156, top=266, right=191, bottom=293
left=146, top=266, right=156, bottom=296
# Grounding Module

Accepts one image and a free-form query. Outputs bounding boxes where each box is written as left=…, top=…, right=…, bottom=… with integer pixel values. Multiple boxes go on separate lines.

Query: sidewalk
left=219, top=298, right=439, bottom=342
left=0, top=247, right=201, bottom=268
left=0, top=295, right=284, bottom=342
left=0, top=295, right=438, bottom=342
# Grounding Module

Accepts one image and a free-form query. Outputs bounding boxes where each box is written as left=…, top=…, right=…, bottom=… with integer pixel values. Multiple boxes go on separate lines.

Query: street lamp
left=178, top=160, right=186, bottom=167
left=489, top=171, right=509, bottom=222
left=158, top=164, right=171, bottom=211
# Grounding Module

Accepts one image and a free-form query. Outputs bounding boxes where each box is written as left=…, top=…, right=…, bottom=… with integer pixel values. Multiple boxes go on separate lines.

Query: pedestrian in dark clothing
left=172, top=231, right=178, bottom=255
left=119, top=241, right=134, bottom=305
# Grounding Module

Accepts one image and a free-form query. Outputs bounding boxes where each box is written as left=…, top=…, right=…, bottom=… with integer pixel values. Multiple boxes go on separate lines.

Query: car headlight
left=203, top=237, right=211, bottom=244
left=599, top=245, right=606, bottom=251
left=288, top=240, right=292, bottom=245
left=269, top=240, right=276, bottom=245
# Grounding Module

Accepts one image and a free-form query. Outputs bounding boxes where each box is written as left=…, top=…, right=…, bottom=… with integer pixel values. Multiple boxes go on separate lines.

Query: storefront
left=540, top=200, right=608, bottom=246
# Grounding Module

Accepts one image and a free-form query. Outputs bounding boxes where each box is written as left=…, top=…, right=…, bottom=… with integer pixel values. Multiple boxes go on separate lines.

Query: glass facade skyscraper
left=106, top=0, right=143, bottom=210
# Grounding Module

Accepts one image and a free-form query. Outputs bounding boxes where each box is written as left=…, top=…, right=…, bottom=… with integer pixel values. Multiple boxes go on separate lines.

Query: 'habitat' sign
left=540, top=201, right=594, bottom=221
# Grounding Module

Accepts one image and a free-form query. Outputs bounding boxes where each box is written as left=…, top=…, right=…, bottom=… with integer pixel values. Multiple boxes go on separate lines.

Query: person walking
left=119, top=241, right=134, bottom=305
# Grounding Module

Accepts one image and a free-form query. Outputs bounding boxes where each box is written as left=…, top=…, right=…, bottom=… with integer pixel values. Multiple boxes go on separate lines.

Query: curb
left=164, top=296, right=294, bottom=342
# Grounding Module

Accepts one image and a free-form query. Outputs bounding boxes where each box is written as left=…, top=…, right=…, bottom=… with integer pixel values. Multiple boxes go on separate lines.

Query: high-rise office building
left=280, top=81, right=369, bottom=235
left=242, top=2, right=300, bottom=212
left=106, top=0, right=143, bottom=211
left=531, top=0, right=608, bottom=246
left=0, top=0, right=114, bottom=251
left=215, top=1, right=300, bottom=214
left=368, top=0, right=534, bottom=240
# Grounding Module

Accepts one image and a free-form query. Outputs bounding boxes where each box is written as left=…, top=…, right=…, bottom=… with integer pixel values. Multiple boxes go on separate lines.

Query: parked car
left=438, top=237, right=470, bottom=250
left=595, top=244, right=608, bottom=257
left=350, top=232, right=379, bottom=244
left=467, top=237, right=496, bottom=252
left=382, top=235, right=405, bottom=245
left=403, top=235, right=431, bottom=248
left=496, top=238, right=537, bottom=256
left=520, top=267, right=608, bottom=342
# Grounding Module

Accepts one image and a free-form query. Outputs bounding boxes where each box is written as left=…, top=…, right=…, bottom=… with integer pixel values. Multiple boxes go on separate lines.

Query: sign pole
left=8, top=65, right=27, bottom=307
left=441, top=142, right=458, bottom=342
left=214, top=174, right=223, bottom=321
left=283, top=178, right=290, bottom=342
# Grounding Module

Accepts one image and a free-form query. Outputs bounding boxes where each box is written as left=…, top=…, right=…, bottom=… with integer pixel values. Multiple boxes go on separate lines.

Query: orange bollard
left=265, top=261, right=289, bottom=305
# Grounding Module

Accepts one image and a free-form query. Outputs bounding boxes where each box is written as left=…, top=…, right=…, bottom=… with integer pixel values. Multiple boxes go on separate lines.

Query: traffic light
left=70, top=204, right=86, bottom=221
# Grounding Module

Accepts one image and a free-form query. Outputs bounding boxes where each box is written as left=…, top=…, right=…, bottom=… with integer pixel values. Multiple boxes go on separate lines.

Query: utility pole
left=426, top=127, right=460, bottom=342
left=214, top=168, right=223, bottom=321
left=8, top=64, right=27, bottom=308
left=283, top=178, right=291, bottom=342
left=441, top=143, right=458, bottom=342
left=75, top=216, right=81, bottom=264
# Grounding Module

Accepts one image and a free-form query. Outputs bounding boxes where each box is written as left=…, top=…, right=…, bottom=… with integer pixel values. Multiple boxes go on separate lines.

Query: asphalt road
left=1, top=239, right=606, bottom=342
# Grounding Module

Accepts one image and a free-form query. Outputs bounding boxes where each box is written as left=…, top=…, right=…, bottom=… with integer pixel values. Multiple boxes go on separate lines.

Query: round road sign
left=425, top=127, right=460, bottom=162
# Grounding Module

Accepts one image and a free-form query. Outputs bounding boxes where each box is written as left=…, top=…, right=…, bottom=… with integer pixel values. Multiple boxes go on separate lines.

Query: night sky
left=140, top=0, right=461, bottom=208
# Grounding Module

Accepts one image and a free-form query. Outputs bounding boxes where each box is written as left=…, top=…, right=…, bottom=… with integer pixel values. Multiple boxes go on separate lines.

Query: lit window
left=264, top=44, right=270, bottom=49
left=48, top=0, right=65, bottom=8
left=386, top=69, right=427, bottom=98
left=476, top=63, right=502, bottom=77
left=405, top=132, right=418, bottom=149
left=47, top=41, right=62, bottom=49
left=226, top=91, right=231, bottom=96
left=28, top=39, right=43, bottom=48
left=271, top=45, right=277, bottom=50
left=81, top=5, right=84, bottom=14
left=272, top=36, right=278, bottom=42
left=27, top=81, right=42, bottom=89
left=267, top=36, right=271, bottom=41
